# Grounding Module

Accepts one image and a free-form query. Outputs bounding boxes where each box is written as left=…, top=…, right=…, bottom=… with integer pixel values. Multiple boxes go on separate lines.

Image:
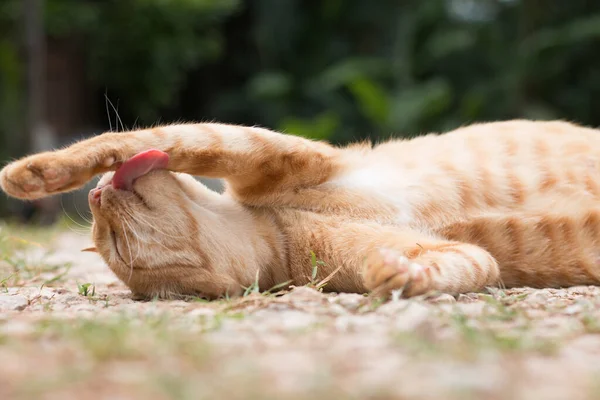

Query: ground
left=1, top=224, right=600, bottom=400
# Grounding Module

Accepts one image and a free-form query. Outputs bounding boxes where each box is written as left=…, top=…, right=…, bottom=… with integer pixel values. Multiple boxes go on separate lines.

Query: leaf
left=77, top=282, right=95, bottom=297
left=313, top=58, right=388, bottom=92
left=310, top=251, right=318, bottom=281
left=424, top=29, right=475, bottom=61
left=520, top=15, right=600, bottom=55
left=247, top=71, right=292, bottom=99
left=279, top=112, right=340, bottom=140
left=387, top=79, right=452, bottom=133
left=347, top=77, right=390, bottom=125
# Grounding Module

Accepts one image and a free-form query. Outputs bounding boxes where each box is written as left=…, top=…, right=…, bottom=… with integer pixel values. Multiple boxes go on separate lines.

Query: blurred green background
left=0, top=0, right=599, bottom=220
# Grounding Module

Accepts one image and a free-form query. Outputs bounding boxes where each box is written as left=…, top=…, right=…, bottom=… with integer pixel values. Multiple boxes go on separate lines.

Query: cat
left=2, top=119, right=600, bottom=299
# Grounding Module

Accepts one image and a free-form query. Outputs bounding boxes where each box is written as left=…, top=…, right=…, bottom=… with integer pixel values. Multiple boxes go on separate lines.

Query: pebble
left=428, top=293, right=456, bottom=304
left=333, top=293, right=366, bottom=311
left=456, top=302, right=486, bottom=316
left=0, top=295, right=28, bottom=311
left=284, top=286, right=325, bottom=301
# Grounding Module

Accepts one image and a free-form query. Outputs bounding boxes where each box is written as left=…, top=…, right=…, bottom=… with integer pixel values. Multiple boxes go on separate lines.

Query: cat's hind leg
left=306, top=217, right=500, bottom=297
left=436, top=208, right=600, bottom=288
left=363, top=239, right=499, bottom=298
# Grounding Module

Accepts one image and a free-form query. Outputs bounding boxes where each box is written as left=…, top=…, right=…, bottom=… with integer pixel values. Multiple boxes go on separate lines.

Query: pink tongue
left=112, top=149, right=169, bottom=190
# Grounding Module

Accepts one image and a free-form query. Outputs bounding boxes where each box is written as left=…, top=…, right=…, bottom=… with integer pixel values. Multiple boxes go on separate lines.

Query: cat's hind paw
left=364, top=248, right=434, bottom=298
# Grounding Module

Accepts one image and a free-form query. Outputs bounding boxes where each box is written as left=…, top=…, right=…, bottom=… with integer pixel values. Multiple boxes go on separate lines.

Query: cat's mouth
left=89, top=149, right=169, bottom=206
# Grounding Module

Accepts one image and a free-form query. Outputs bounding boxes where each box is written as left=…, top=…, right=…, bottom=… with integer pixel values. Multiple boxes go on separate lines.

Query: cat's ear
left=81, top=247, right=98, bottom=253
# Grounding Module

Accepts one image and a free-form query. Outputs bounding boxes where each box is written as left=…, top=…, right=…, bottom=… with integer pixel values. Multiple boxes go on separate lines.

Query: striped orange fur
left=2, top=120, right=600, bottom=299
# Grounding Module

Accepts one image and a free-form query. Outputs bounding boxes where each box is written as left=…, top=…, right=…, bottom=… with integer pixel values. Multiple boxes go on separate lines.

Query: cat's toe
left=0, top=155, right=73, bottom=199
left=26, top=162, right=71, bottom=191
left=364, top=248, right=433, bottom=298
left=1, top=162, right=43, bottom=199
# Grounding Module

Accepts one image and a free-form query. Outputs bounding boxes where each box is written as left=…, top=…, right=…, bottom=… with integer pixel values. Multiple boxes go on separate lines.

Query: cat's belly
left=326, top=164, right=418, bottom=226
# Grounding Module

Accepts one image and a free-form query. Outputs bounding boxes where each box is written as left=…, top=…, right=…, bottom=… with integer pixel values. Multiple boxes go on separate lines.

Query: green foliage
left=0, top=224, right=72, bottom=286
left=279, top=112, right=340, bottom=140
left=201, top=0, right=600, bottom=142
left=0, top=38, right=21, bottom=190
left=45, top=0, right=240, bottom=122
left=0, top=1, right=23, bottom=163
left=242, top=270, right=260, bottom=297
left=0, top=0, right=239, bottom=130
left=0, top=0, right=599, bottom=149
left=77, top=282, right=95, bottom=297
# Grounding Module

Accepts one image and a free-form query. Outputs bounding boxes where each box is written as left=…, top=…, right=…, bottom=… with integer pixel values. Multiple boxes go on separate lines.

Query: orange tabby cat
left=2, top=120, right=600, bottom=299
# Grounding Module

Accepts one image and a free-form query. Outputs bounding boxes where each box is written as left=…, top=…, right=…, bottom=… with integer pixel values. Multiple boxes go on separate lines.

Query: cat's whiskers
left=120, top=220, right=135, bottom=283
left=119, top=208, right=177, bottom=257
left=73, top=201, right=93, bottom=225
left=121, top=215, right=144, bottom=265
left=120, top=209, right=153, bottom=245
left=65, top=225, right=90, bottom=236
left=123, top=208, right=189, bottom=241
left=60, top=200, right=92, bottom=235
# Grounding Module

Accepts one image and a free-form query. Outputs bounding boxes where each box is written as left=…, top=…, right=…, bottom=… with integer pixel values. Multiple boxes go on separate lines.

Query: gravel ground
left=1, top=228, right=600, bottom=400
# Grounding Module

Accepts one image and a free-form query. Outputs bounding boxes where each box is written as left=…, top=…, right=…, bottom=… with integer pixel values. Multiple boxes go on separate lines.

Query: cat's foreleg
left=0, top=123, right=338, bottom=200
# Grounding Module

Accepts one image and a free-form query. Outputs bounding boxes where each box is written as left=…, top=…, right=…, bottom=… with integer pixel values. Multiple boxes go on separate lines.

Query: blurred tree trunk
left=23, top=0, right=59, bottom=224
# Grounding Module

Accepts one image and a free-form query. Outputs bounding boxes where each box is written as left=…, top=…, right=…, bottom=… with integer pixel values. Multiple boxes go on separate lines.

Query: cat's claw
left=364, top=248, right=433, bottom=298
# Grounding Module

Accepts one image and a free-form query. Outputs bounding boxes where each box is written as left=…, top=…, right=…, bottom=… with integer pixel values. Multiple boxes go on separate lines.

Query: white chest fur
left=328, top=164, right=417, bottom=225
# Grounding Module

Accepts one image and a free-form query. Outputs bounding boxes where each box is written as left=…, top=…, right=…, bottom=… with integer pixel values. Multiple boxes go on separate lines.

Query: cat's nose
left=89, top=187, right=103, bottom=206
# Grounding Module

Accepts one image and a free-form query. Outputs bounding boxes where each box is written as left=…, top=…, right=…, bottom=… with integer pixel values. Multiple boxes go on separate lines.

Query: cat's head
left=88, top=150, right=240, bottom=299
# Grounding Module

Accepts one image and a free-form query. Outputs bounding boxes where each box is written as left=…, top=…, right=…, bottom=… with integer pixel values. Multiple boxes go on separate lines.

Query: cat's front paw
left=0, top=151, right=113, bottom=199
left=0, top=152, right=74, bottom=199
left=364, top=248, right=434, bottom=298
